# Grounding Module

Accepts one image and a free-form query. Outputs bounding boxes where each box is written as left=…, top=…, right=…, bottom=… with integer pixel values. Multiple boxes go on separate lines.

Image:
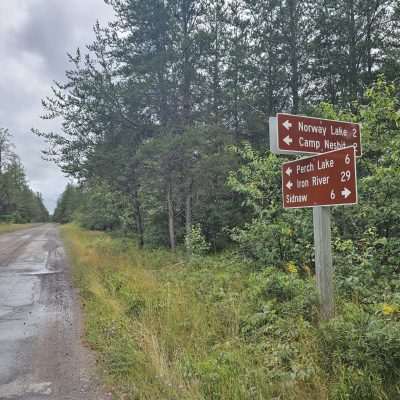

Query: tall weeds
left=62, top=225, right=398, bottom=400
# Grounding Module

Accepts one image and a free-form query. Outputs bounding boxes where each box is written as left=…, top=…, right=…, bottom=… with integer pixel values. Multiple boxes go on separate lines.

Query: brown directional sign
left=276, top=113, right=362, bottom=157
left=282, top=146, right=357, bottom=209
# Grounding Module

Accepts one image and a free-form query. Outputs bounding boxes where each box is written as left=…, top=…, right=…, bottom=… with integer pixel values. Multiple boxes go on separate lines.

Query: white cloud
left=0, top=1, right=31, bottom=34
left=0, top=0, right=114, bottom=212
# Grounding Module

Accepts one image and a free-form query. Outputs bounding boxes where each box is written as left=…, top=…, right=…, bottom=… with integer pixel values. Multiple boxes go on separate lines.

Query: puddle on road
left=22, top=270, right=62, bottom=276
left=0, top=233, right=65, bottom=389
left=0, top=375, right=53, bottom=398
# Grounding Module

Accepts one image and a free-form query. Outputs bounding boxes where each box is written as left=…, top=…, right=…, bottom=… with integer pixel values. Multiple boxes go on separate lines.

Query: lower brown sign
left=282, top=146, right=357, bottom=208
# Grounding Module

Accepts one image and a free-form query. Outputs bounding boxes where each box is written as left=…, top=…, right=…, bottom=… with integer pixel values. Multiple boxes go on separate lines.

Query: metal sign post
left=313, top=206, right=334, bottom=319
left=281, top=147, right=357, bottom=319
left=271, top=114, right=360, bottom=320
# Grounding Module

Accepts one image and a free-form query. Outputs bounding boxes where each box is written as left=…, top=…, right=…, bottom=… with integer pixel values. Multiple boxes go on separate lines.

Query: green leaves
left=227, top=144, right=281, bottom=214
left=185, top=224, right=211, bottom=257
left=319, top=306, right=400, bottom=399
left=228, top=143, right=314, bottom=268
left=0, top=130, right=49, bottom=223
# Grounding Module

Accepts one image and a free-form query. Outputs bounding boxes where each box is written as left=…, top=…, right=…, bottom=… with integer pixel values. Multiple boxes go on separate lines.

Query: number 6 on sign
left=282, top=146, right=358, bottom=208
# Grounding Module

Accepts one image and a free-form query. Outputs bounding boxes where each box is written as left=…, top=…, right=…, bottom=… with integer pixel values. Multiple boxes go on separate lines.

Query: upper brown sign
left=282, top=146, right=358, bottom=209
left=275, top=113, right=362, bottom=157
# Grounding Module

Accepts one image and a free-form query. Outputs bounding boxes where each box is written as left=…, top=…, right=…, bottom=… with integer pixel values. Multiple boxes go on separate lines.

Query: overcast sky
left=0, top=0, right=114, bottom=213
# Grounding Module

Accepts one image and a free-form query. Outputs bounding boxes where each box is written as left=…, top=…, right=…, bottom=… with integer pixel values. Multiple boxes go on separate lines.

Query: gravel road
left=0, top=224, right=109, bottom=400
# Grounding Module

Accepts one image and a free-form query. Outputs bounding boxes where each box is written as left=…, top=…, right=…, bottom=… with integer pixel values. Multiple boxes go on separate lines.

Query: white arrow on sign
left=341, top=188, right=351, bottom=199
left=283, top=120, right=292, bottom=130
left=286, top=181, right=293, bottom=190
left=283, top=135, right=293, bottom=146
left=285, top=167, right=293, bottom=176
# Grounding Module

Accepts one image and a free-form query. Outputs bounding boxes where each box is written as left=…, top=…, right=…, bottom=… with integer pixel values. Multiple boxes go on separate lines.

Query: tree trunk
left=182, top=3, right=192, bottom=127
left=157, top=35, right=169, bottom=129
left=167, top=182, right=176, bottom=251
left=233, top=38, right=240, bottom=139
left=133, top=193, right=144, bottom=248
left=212, top=4, right=222, bottom=125
left=365, top=2, right=377, bottom=85
left=158, top=70, right=168, bottom=129
left=288, top=0, right=299, bottom=113
left=185, top=179, right=193, bottom=253
left=348, top=0, right=357, bottom=102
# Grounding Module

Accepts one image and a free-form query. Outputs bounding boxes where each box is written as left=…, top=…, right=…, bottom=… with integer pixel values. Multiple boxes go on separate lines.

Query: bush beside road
left=0, top=224, right=36, bottom=235
left=62, top=224, right=400, bottom=400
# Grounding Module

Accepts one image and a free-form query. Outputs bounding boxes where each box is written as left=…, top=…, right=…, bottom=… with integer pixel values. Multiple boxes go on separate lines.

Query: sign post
left=281, top=146, right=357, bottom=319
left=271, top=110, right=361, bottom=320
left=313, top=206, right=334, bottom=319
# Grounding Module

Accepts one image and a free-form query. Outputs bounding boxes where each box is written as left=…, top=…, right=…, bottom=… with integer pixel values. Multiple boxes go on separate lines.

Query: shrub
left=318, top=305, right=400, bottom=398
left=334, top=228, right=400, bottom=306
left=185, top=224, right=211, bottom=257
left=241, top=269, right=319, bottom=337
left=230, top=212, right=314, bottom=269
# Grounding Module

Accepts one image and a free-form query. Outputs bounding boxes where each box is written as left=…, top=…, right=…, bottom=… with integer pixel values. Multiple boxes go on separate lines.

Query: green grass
left=0, top=223, right=35, bottom=235
left=62, top=224, right=400, bottom=400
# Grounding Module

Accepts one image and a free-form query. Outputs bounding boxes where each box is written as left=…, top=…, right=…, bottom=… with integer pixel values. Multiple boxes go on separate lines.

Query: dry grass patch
left=0, top=223, right=35, bottom=235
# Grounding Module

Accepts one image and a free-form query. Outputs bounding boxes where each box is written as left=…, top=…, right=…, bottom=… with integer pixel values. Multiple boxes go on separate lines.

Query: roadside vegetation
left=0, top=128, right=49, bottom=224
left=0, top=224, right=36, bottom=235
left=58, top=78, right=400, bottom=400
left=34, top=0, right=400, bottom=398
left=63, top=223, right=399, bottom=400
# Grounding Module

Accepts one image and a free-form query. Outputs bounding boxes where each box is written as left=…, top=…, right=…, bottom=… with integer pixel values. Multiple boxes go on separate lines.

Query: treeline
left=0, top=128, right=49, bottom=223
left=39, top=0, right=400, bottom=248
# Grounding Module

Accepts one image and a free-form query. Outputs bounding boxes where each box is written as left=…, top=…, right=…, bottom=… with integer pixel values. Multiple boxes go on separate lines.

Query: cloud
left=0, top=0, right=114, bottom=212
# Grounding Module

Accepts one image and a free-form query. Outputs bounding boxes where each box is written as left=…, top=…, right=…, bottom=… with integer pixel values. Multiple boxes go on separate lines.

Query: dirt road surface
left=0, top=224, right=109, bottom=400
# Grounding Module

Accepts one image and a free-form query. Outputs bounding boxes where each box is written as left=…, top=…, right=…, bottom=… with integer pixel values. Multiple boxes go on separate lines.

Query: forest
left=0, top=128, right=49, bottom=223
left=44, top=0, right=400, bottom=249
left=35, top=0, right=400, bottom=399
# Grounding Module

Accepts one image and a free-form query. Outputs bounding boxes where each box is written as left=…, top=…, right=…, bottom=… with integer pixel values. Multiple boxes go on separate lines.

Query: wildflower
left=286, top=261, right=298, bottom=274
left=382, top=303, right=397, bottom=316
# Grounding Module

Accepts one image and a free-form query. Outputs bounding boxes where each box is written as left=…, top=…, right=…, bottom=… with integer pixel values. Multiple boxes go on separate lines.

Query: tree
left=137, top=125, right=242, bottom=249
left=33, top=0, right=400, bottom=250
left=311, top=0, right=399, bottom=106
left=0, top=128, right=14, bottom=174
left=0, top=130, right=49, bottom=223
left=53, top=184, right=83, bottom=224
